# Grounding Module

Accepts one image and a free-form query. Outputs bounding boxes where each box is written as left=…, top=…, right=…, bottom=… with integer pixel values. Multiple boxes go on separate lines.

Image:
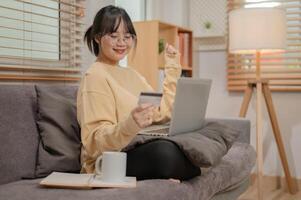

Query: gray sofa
left=0, top=85, right=256, bottom=200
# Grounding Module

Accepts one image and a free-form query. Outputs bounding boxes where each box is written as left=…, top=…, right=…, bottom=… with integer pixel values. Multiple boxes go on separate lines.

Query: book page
left=90, top=176, right=137, bottom=188
left=40, top=172, right=92, bottom=188
left=40, top=172, right=137, bottom=188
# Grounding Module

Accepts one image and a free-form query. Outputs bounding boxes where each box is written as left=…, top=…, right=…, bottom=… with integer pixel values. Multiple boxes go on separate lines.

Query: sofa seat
left=0, top=85, right=256, bottom=200
left=0, top=142, right=255, bottom=200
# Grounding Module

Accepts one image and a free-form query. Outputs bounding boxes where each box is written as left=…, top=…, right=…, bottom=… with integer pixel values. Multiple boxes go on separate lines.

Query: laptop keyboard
left=138, top=127, right=170, bottom=136
left=147, top=127, right=169, bottom=134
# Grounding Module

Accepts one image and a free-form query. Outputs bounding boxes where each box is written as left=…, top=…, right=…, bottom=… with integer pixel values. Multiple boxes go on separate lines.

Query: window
left=0, top=0, right=85, bottom=83
left=227, top=0, right=301, bottom=91
left=0, top=0, right=59, bottom=60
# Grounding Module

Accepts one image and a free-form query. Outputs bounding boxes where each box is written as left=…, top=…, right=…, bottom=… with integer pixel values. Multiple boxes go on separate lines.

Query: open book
left=40, top=172, right=137, bottom=189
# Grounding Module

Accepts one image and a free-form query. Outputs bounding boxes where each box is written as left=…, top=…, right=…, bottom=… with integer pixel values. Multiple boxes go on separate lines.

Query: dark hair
left=84, top=5, right=137, bottom=56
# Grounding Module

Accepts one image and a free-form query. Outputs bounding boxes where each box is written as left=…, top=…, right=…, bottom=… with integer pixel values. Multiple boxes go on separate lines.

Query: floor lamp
left=228, top=8, right=297, bottom=199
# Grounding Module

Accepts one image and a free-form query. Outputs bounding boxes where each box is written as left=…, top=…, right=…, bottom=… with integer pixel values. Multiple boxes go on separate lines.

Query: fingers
left=140, top=103, right=154, bottom=110
left=134, top=103, right=153, bottom=112
left=132, top=104, right=155, bottom=128
left=140, top=116, right=153, bottom=128
left=141, top=106, right=154, bottom=116
left=165, top=43, right=177, bottom=56
left=133, top=113, right=153, bottom=128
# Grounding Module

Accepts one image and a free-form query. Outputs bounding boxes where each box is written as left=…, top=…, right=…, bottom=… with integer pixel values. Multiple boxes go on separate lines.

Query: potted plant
left=204, top=21, right=212, bottom=31
left=158, top=38, right=165, bottom=54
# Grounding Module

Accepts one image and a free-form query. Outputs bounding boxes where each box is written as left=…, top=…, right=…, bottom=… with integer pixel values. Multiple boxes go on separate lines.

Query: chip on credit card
left=138, top=92, right=162, bottom=107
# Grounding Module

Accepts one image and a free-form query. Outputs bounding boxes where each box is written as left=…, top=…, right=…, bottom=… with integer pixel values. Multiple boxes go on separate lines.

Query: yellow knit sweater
left=77, top=54, right=181, bottom=173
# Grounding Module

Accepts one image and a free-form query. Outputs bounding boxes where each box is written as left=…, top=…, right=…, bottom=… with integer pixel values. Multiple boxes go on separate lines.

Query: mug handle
left=95, top=155, right=102, bottom=175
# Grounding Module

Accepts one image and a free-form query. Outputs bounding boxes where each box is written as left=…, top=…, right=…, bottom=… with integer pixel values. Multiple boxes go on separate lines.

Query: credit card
left=138, top=92, right=162, bottom=107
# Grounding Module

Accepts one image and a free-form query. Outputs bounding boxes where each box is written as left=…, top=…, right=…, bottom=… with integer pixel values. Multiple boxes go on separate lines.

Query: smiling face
left=98, top=19, right=135, bottom=65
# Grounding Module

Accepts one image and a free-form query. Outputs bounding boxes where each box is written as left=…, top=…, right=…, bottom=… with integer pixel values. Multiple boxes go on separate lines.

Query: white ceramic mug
left=95, top=151, right=127, bottom=182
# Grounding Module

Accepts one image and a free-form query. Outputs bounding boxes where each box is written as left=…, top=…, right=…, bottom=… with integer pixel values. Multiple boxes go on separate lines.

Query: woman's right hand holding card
left=131, top=103, right=154, bottom=128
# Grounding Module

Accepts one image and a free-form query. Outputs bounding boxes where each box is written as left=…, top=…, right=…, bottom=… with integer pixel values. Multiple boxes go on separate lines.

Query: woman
left=77, top=5, right=200, bottom=180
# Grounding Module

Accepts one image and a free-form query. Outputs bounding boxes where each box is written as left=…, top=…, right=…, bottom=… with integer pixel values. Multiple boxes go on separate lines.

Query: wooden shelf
left=128, top=20, right=193, bottom=91
left=158, top=66, right=192, bottom=71
left=0, top=74, right=81, bottom=82
left=182, top=67, right=193, bottom=71
left=194, top=34, right=225, bottom=39
left=0, top=65, right=80, bottom=73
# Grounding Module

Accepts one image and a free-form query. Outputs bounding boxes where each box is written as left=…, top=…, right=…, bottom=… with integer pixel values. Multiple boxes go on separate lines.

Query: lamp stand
left=239, top=52, right=297, bottom=199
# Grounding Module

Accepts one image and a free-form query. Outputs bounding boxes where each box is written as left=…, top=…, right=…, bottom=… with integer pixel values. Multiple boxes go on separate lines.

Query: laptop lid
left=169, top=78, right=212, bottom=135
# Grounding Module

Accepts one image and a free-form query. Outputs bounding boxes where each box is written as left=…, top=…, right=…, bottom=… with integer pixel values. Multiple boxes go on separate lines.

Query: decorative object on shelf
left=190, top=0, right=226, bottom=37
left=229, top=7, right=297, bottom=199
left=190, top=0, right=226, bottom=51
left=204, top=21, right=212, bottom=30
left=158, top=38, right=165, bottom=54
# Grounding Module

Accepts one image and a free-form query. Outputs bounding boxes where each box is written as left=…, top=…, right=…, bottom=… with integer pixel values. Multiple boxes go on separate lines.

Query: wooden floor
left=238, top=186, right=301, bottom=200
left=238, top=176, right=301, bottom=200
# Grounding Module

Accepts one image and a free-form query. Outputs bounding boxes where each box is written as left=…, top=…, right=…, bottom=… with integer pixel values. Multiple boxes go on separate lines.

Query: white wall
left=82, top=0, right=114, bottom=71
left=146, top=0, right=189, bottom=27
left=116, top=0, right=145, bottom=21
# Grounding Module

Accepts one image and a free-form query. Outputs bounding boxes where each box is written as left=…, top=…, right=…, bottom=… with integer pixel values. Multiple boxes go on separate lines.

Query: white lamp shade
left=229, top=8, right=286, bottom=54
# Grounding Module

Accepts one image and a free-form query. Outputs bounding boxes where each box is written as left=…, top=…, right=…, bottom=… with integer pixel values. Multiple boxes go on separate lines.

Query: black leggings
left=125, top=139, right=201, bottom=180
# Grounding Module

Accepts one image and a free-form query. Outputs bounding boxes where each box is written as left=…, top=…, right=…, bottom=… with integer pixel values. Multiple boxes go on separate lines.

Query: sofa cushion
left=35, top=85, right=81, bottom=177
left=0, top=85, right=39, bottom=184
left=124, top=122, right=240, bottom=168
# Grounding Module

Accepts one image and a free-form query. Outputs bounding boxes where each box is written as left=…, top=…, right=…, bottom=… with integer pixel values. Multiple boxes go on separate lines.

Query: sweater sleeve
left=77, top=76, right=141, bottom=162
left=152, top=52, right=182, bottom=123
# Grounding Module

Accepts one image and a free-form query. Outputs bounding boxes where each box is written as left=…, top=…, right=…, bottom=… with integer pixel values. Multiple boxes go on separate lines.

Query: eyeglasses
left=104, top=33, right=135, bottom=44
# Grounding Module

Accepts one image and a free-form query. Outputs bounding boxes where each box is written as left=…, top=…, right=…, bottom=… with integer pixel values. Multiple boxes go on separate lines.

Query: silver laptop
left=138, top=78, right=212, bottom=136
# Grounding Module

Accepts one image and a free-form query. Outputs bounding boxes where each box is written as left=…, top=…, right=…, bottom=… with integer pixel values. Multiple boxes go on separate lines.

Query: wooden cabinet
left=128, top=20, right=193, bottom=91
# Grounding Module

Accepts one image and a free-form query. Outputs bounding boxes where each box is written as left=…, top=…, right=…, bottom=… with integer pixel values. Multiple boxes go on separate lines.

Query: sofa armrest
left=205, top=117, right=251, bottom=144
